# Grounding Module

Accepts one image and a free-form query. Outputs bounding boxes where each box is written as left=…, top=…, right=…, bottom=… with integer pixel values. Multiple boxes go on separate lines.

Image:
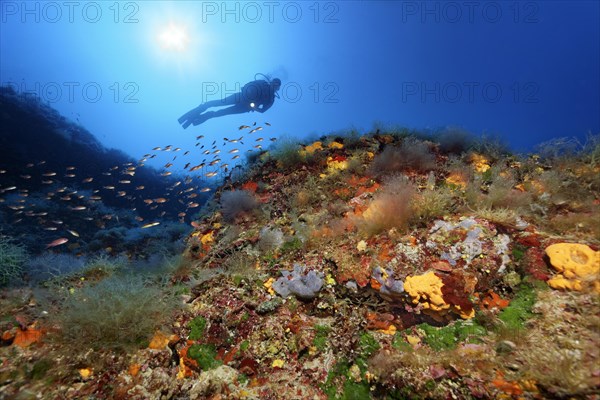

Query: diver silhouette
left=178, top=77, right=281, bottom=128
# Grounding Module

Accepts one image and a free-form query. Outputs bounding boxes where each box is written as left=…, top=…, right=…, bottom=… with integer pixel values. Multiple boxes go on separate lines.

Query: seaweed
left=418, top=320, right=487, bottom=351
left=188, top=316, right=207, bottom=340
left=187, top=343, right=222, bottom=370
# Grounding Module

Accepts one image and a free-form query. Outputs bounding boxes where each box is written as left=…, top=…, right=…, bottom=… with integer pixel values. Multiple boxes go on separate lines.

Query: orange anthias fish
left=46, top=238, right=69, bottom=248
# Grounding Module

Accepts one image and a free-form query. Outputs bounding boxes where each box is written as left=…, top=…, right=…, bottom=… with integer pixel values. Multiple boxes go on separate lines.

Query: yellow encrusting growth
left=263, top=277, right=276, bottom=295
left=404, top=271, right=448, bottom=312
left=445, top=173, right=467, bottom=189
left=468, top=153, right=491, bottom=173
left=79, top=368, right=93, bottom=379
left=272, top=359, right=285, bottom=368
left=200, top=231, right=214, bottom=245
left=148, top=331, right=171, bottom=350
left=326, top=156, right=348, bottom=171
left=545, top=243, right=600, bottom=293
left=404, top=271, right=474, bottom=319
left=304, top=141, right=323, bottom=154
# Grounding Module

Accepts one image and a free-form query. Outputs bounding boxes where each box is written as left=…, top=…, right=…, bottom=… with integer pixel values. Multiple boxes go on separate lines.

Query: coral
left=272, top=264, right=324, bottom=300
left=220, top=190, right=258, bottom=223
left=370, top=137, right=437, bottom=175
left=25, top=253, right=86, bottom=283
left=4, top=126, right=600, bottom=399
left=434, top=128, right=474, bottom=155
left=257, top=227, right=284, bottom=253
left=0, top=236, right=27, bottom=286
left=545, top=243, right=600, bottom=293
left=353, top=176, right=415, bottom=236
left=55, top=275, right=177, bottom=350
left=271, top=136, right=303, bottom=169
left=411, top=186, right=454, bottom=225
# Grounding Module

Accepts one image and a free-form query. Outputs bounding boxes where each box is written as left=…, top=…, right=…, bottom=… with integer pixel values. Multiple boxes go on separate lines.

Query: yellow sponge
left=545, top=243, right=600, bottom=293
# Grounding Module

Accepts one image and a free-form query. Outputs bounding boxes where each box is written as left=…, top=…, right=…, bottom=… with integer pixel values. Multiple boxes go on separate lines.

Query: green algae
left=29, top=359, right=52, bottom=380
left=188, top=316, right=207, bottom=340
left=322, top=359, right=372, bottom=400
left=511, top=244, right=527, bottom=262
left=341, top=380, right=371, bottom=399
left=498, top=283, right=538, bottom=330
left=320, top=334, right=380, bottom=400
left=358, top=332, right=380, bottom=358
left=280, top=237, right=304, bottom=253
left=391, top=333, right=413, bottom=352
left=187, top=343, right=222, bottom=370
left=313, top=324, right=331, bottom=352
left=418, top=320, right=487, bottom=351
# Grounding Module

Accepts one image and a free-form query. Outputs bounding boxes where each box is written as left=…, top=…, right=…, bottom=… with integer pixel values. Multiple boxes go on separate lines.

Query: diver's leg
left=191, top=104, right=249, bottom=126
left=208, top=103, right=250, bottom=117
left=205, top=93, right=241, bottom=108
left=181, top=118, right=194, bottom=129
left=198, top=93, right=241, bottom=110
left=178, top=105, right=205, bottom=125
left=180, top=92, right=243, bottom=127
left=179, top=96, right=233, bottom=124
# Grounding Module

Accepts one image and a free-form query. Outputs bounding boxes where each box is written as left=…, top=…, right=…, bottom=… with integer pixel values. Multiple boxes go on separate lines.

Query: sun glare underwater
left=0, top=1, right=599, bottom=399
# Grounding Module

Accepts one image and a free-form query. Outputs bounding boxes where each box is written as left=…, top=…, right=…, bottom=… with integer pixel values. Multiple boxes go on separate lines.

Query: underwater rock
left=345, top=280, right=358, bottom=292
left=272, top=264, right=324, bottom=300
left=188, top=365, right=238, bottom=399
left=256, top=297, right=283, bottom=314
left=496, top=340, right=517, bottom=354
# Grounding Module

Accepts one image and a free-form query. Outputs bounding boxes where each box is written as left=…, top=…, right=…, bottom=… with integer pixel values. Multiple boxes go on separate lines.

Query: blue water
left=1, top=1, right=598, bottom=170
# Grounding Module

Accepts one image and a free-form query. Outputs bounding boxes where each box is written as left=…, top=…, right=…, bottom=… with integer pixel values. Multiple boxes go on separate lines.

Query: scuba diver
left=178, top=74, right=281, bottom=129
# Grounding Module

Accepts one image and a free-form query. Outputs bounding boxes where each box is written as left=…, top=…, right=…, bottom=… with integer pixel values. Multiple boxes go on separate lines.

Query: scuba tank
left=254, top=73, right=280, bottom=98
left=254, top=72, right=271, bottom=83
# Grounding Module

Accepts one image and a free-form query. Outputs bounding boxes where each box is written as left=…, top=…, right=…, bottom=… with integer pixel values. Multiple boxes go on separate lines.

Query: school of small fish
left=0, top=120, right=277, bottom=249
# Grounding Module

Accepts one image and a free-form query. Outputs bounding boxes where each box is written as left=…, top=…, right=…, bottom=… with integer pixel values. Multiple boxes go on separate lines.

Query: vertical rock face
left=2, top=121, right=599, bottom=399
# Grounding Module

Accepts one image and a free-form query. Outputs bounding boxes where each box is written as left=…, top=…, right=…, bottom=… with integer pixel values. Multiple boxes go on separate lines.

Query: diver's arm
left=257, top=99, right=274, bottom=113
